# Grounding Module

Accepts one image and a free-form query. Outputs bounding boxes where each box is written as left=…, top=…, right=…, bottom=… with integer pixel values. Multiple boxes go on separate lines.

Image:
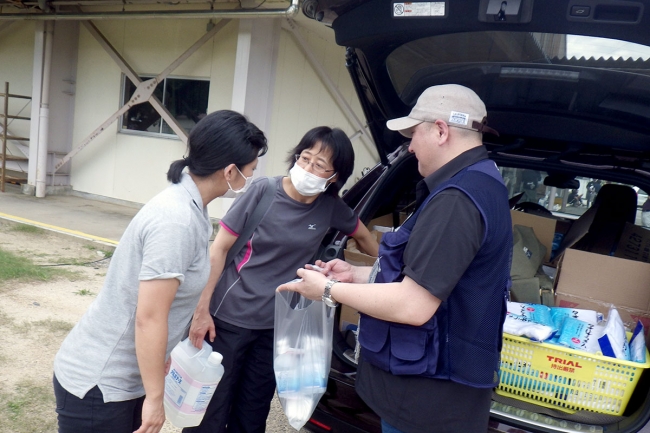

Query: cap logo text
left=449, top=111, right=469, bottom=126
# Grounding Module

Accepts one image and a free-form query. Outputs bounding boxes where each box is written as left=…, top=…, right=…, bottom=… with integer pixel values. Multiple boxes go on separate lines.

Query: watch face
left=323, top=279, right=339, bottom=308
left=323, top=296, right=338, bottom=308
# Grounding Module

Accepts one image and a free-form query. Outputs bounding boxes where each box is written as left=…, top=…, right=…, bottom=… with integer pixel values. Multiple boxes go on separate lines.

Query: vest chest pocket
left=375, top=228, right=411, bottom=284
left=358, top=315, right=389, bottom=352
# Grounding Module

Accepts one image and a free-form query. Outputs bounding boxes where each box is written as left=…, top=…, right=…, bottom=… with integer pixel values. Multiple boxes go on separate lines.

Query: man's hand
left=133, top=396, right=165, bottom=433
left=310, top=259, right=355, bottom=283
left=277, top=268, right=329, bottom=301
left=189, top=305, right=215, bottom=349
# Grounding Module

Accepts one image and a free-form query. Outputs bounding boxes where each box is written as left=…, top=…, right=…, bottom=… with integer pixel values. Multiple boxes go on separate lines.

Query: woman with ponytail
left=53, top=110, right=267, bottom=433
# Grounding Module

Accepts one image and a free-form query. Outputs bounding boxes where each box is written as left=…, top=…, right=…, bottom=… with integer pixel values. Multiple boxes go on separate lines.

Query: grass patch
left=0, top=381, right=57, bottom=433
left=0, top=249, right=53, bottom=282
left=7, top=224, right=44, bottom=235
left=74, top=288, right=94, bottom=296
left=64, top=271, right=86, bottom=282
left=10, top=317, right=73, bottom=336
left=0, top=248, right=81, bottom=288
left=33, top=319, right=73, bottom=334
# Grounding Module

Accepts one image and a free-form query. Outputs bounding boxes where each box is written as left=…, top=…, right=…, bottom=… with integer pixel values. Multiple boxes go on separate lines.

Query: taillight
left=308, top=418, right=332, bottom=431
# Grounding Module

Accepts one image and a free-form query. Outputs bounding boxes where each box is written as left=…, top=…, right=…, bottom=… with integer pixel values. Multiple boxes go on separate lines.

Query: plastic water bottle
left=274, top=349, right=300, bottom=395
left=163, top=338, right=224, bottom=428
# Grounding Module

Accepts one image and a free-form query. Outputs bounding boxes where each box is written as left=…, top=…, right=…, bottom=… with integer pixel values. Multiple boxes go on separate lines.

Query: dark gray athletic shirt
left=210, top=176, right=359, bottom=329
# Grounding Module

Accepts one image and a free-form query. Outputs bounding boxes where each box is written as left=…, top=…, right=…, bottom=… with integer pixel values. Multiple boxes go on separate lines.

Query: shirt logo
left=308, top=224, right=317, bottom=230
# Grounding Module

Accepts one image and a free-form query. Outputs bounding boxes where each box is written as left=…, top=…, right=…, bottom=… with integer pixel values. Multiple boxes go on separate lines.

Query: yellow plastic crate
left=497, top=333, right=650, bottom=415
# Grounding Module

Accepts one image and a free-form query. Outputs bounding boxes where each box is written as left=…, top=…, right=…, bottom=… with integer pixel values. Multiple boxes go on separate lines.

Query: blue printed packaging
left=629, top=320, right=646, bottom=364
left=557, top=316, right=600, bottom=352
left=507, top=302, right=556, bottom=332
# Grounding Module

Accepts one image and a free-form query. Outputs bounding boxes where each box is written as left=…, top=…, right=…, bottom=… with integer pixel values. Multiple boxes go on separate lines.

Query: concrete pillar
left=231, top=18, right=281, bottom=175
left=222, top=18, right=281, bottom=213
left=25, top=21, right=45, bottom=195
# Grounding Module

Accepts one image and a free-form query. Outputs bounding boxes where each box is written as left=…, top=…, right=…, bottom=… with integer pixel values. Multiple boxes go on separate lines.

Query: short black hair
left=167, top=110, right=268, bottom=184
left=286, top=126, right=354, bottom=197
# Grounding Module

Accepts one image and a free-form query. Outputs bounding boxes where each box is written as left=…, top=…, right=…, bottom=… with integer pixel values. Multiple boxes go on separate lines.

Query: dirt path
left=0, top=220, right=301, bottom=433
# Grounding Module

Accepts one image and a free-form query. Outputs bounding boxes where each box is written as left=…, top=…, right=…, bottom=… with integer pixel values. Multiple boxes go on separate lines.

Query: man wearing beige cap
left=279, top=84, right=513, bottom=433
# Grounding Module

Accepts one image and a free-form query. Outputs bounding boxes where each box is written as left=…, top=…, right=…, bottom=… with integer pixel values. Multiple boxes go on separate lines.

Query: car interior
left=329, top=152, right=650, bottom=433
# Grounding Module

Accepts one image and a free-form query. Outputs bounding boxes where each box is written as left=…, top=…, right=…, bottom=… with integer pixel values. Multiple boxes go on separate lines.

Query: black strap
left=224, top=177, right=277, bottom=267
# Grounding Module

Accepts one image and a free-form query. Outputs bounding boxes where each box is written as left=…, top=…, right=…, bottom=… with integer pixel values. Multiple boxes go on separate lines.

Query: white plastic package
left=274, top=288, right=335, bottom=431
left=503, top=312, right=556, bottom=342
left=598, top=307, right=631, bottom=361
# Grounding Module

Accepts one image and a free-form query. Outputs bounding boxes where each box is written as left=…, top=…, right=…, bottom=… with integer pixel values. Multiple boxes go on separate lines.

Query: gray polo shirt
left=53, top=173, right=212, bottom=402
left=211, top=176, right=359, bottom=329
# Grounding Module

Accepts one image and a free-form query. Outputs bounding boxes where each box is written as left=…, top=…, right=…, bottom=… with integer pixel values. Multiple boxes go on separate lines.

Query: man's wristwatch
left=322, top=279, right=340, bottom=308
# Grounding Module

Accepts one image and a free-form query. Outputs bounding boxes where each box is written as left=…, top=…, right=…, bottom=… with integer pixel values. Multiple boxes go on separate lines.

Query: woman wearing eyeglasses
left=184, top=126, right=379, bottom=433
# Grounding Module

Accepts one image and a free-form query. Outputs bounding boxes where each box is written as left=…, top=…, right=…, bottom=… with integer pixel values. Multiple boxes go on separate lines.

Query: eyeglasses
left=294, top=154, right=335, bottom=175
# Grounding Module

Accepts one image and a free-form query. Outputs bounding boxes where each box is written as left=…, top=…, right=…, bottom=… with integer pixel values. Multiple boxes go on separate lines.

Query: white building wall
left=71, top=19, right=234, bottom=205
left=0, top=21, right=35, bottom=145
left=70, top=21, right=124, bottom=200
left=269, top=20, right=379, bottom=189
left=3, top=16, right=376, bottom=219
left=48, top=21, right=80, bottom=184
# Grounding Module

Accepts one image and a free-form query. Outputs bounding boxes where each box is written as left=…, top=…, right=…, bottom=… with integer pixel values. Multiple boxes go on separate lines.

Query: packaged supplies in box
left=497, top=333, right=650, bottom=415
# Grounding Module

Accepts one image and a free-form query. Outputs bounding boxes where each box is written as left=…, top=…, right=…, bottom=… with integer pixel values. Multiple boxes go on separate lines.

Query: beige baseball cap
left=386, top=84, right=499, bottom=138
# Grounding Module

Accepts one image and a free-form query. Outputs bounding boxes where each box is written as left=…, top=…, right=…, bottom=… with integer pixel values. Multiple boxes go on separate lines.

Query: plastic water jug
left=163, top=338, right=224, bottom=428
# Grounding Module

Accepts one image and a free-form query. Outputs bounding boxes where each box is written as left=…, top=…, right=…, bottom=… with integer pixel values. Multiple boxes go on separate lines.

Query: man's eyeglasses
left=294, top=154, right=335, bottom=175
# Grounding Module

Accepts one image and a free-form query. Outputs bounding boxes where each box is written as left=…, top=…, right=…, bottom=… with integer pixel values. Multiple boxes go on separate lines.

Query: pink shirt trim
left=220, top=221, right=253, bottom=272
left=347, top=218, right=360, bottom=237
left=220, top=221, right=239, bottom=237
left=237, top=236, right=254, bottom=272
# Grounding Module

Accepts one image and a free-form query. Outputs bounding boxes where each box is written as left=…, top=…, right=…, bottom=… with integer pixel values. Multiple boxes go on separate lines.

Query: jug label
left=165, top=361, right=190, bottom=408
left=164, top=358, right=220, bottom=415
left=192, top=384, right=218, bottom=412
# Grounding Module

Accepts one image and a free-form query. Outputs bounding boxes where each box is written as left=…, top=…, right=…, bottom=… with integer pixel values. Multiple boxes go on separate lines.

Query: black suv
left=301, top=1, right=650, bottom=433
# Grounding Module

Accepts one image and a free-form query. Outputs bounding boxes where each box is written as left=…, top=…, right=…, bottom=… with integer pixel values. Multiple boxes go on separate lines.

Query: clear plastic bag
left=273, top=287, right=335, bottom=430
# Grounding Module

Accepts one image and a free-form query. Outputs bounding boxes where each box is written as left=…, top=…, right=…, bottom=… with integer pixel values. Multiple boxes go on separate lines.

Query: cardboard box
left=340, top=304, right=359, bottom=332
left=554, top=248, right=650, bottom=344
left=343, top=213, right=406, bottom=267
left=340, top=213, right=406, bottom=332
left=344, top=246, right=378, bottom=267
left=344, top=231, right=381, bottom=267
left=510, top=210, right=558, bottom=263
left=614, top=223, right=650, bottom=264
left=368, top=213, right=406, bottom=231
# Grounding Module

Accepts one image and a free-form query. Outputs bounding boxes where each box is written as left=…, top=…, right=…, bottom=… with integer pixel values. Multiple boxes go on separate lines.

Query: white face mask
left=222, top=167, right=253, bottom=198
left=289, top=164, right=336, bottom=197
